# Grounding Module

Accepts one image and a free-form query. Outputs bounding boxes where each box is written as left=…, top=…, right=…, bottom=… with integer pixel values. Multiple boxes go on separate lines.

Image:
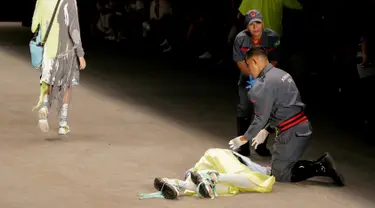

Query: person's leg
left=192, top=170, right=256, bottom=189
left=37, top=82, right=51, bottom=133
left=190, top=169, right=274, bottom=198
left=232, top=151, right=271, bottom=175
left=36, top=54, right=56, bottom=133
left=271, top=123, right=344, bottom=186
left=153, top=175, right=198, bottom=200
left=271, top=123, right=312, bottom=182
left=159, top=15, right=173, bottom=52
left=58, top=87, right=71, bottom=135
left=291, top=153, right=345, bottom=186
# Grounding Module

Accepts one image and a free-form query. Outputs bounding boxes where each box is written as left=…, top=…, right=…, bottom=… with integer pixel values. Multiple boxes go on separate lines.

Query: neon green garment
left=185, top=148, right=275, bottom=196
left=31, top=0, right=61, bottom=59
left=238, top=0, right=302, bottom=35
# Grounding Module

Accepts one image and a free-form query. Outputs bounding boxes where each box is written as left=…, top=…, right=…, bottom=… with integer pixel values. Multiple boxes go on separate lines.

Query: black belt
left=276, top=112, right=308, bottom=135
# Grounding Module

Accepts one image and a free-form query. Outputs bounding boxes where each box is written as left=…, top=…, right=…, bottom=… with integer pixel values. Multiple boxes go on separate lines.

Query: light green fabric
left=31, top=0, right=61, bottom=59
left=185, top=149, right=275, bottom=196
left=239, top=0, right=302, bottom=35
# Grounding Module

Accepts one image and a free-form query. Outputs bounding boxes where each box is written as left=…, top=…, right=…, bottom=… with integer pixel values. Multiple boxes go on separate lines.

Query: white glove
left=251, top=129, right=269, bottom=149
left=229, top=136, right=248, bottom=151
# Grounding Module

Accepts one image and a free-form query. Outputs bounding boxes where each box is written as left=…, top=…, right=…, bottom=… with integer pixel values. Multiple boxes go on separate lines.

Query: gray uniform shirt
left=244, top=64, right=305, bottom=140
left=233, top=28, right=280, bottom=86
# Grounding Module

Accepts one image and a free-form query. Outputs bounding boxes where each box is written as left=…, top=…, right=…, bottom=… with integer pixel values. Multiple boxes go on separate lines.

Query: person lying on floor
left=139, top=148, right=275, bottom=200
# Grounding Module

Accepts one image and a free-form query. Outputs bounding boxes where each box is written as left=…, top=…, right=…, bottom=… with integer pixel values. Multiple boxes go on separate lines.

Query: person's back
left=32, top=0, right=59, bottom=59
left=260, top=67, right=305, bottom=124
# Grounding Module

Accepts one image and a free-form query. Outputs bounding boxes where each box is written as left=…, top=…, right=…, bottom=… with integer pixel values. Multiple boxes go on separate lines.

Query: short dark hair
left=245, top=46, right=268, bottom=60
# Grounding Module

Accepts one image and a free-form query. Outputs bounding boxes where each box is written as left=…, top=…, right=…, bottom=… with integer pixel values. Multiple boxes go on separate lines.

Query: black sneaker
left=321, top=153, right=345, bottom=186
left=190, top=171, right=217, bottom=199
left=153, top=178, right=179, bottom=200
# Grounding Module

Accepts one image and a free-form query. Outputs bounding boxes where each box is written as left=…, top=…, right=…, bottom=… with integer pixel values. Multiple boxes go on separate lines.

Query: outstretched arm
left=244, top=85, right=275, bottom=141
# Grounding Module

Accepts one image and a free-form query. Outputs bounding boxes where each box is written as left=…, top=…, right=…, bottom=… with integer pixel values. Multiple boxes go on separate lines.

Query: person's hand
left=251, top=129, right=269, bottom=149
left=79, top=56, right=86, bottom=70
left=229, top=136, right=248, bottom=151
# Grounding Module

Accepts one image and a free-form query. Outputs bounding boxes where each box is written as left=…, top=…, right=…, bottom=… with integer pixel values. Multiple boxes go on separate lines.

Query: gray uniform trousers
left=271, top=122, right=313, bottom=182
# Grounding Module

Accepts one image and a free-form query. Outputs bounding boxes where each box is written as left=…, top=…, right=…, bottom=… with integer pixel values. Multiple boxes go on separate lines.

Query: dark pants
left=271, top=122, right=312, bottom=182
left=204, top=22, right=230, bottom=58
left=237, top=84, right=251, bottom=119
left=150, top=15, right=173, bottom=44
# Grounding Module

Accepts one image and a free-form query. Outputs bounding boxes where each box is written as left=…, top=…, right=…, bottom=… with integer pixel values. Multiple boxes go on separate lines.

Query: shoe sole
left=38, top=120, right=49, bottom=133
left=190, top=172, right=211, bottom=198
left=38, top=108, right=49, bottom=132
left=153, top=178, right=178, bottom=200
left=324, top=152, right=345, bottom=186
left=58, top=129, right=70, bottom=135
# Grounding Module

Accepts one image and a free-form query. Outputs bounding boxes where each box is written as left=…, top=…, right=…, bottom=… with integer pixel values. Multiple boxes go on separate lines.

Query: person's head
left=245, top=10, right=263, bottom=38
left=245, top=46, right=269, bottom=78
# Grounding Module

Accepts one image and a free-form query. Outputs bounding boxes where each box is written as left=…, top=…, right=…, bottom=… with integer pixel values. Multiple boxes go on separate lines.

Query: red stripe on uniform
left=279, top=112, right=304, bottom=127
left=280, top=116, right=308, bottom=131
left=241, top=47, right=249, bottom=52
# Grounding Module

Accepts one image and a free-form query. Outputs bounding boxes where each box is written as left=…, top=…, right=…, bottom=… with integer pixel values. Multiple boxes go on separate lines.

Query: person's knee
left=271, top=161, right=293, bottom=182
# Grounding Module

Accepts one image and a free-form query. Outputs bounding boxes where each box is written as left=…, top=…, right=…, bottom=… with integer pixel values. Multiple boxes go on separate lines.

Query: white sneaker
left=105, top=35, right=116, bottom=41
left=160, top=39, right=168, bottom=47
left=163, top=45, right=172, bottom=52
left=38, top=107, right=49, bottom=133
left=198, top=51, right=212, bottom=59
left=58, top=125, right=71, bottom=135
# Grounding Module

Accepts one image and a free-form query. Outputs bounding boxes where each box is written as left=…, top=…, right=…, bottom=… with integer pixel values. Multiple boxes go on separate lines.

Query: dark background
left=2, top=0, right=375, bottom=137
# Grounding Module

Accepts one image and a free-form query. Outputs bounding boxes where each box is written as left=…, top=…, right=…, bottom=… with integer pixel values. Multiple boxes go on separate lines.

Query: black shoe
left=291, top=153, right=345, bottom=186
left=319, top=153, right=345, bottom=186
left=153, top=178, right=179, bottom=200
left=190, top=171, right=215, bottom=198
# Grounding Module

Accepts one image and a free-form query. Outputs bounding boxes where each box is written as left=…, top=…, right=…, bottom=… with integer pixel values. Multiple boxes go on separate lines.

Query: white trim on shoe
left=160, top=39, right=168, bottom=47
left=38, top=107, right=49, bottom=133
left=58, top=125, right=71, bottom=135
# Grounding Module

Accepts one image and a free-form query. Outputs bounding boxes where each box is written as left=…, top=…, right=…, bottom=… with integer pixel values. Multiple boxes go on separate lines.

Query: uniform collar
left=246, top=64, right=272, bottom=89
left=258, top=63, right=273, bottom=78
left=246, top=29, right=268, bottom=46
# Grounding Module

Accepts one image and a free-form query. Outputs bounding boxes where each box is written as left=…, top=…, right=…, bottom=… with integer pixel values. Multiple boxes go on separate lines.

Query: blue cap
left=245, top=10, right=263, bottom=25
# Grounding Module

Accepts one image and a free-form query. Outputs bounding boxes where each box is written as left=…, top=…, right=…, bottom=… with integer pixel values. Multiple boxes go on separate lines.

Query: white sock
left=179, top=180, right=196, bottom=192
left=59, top=103, right=68, bottom=127
left=217, top=173, right=256, bottom=189
left=42, top=95, right=49, bottom=107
